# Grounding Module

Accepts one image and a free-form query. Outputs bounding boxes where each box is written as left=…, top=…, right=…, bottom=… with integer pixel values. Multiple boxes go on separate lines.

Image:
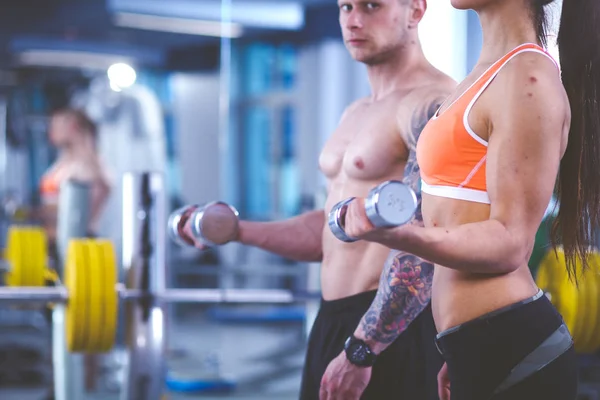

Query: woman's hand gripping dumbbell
left=328, top=180, right=418, bottom=242
left=168, top=201, right=240, bottom=250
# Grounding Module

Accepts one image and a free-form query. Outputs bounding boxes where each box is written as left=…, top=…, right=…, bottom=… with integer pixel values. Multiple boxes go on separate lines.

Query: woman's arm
left=344, top=53, right=569, bottom=274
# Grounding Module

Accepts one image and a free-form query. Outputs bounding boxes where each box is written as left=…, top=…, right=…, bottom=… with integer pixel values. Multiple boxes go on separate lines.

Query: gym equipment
left=0, top=172, right=320, bottom=400
left=536, top=249, right=600, bottom=354
left=166, top=373, right=236, bottom=394
left=207, top=305, right=306, bottom=323
left=328, top=180, right=417, bottom=243
left=0, top=238, right=320, bottom=339
left=168, top=201, right=239, bottom=248
left=528, top=197, right=559, bottom=277
left=2, top=225, right=48, bottom=287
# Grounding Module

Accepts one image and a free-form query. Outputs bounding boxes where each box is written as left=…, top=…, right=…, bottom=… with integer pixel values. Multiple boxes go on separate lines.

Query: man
left=179, top=0, right=455, bottom=398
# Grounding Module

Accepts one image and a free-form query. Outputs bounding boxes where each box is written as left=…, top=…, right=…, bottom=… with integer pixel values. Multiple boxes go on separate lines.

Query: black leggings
left=435, top=290, right=578, bottom=400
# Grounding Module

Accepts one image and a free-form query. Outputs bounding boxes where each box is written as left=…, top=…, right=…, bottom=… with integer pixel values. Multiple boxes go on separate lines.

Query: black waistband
left=434, top=291, right=563, bottom=358
left=437, top=289, right=545, bottom=339
left=319, top=290, right=378, bottom=314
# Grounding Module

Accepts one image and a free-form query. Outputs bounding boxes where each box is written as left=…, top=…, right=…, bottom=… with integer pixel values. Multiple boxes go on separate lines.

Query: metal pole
left=121, top=172, right=166, bottom=400
left=0, top=96, right=7, bottom=197
left=0, top=287, right=68, bottom=303
left=55, top=179, right=91, bottom=400
left=0, top=96, right=8, bottom=247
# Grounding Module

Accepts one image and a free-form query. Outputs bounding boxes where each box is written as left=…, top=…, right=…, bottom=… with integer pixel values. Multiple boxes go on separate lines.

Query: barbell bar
left=1, top=236, right=320, bottom=354
left=0, top=285, right=319, bottom=305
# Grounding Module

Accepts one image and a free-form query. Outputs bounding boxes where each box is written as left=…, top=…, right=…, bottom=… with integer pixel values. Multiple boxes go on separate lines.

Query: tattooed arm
left=352, top=94, right=444, bottom=353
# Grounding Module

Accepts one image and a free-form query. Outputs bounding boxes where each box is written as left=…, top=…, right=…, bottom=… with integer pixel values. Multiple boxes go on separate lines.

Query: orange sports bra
left=39, top=163, right=70, bottom=204
left=416, top=43, right=559, bottom=204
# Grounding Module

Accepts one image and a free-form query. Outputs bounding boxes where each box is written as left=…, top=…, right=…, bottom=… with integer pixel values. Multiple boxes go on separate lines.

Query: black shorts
left=299, top=290, right=442, bottom=400
left=435, top=290, right=578, bottom=400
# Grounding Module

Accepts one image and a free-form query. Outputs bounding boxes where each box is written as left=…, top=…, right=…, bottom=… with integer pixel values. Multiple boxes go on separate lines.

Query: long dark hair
left=533, top=0, right=600, bottom=281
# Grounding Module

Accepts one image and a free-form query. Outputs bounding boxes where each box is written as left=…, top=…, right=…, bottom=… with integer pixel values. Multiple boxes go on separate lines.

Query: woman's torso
left=416, top=43, right=556, bottom=332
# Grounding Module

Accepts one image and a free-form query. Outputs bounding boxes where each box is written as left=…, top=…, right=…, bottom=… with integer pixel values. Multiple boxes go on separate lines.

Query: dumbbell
left=168, top=201, right=240, bottom=248
left=328, top=180, right=417, bottom=243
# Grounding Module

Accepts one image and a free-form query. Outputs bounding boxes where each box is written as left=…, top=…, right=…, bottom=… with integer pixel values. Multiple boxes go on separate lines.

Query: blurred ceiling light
left=109, top=80, right=122, bottom=92
left=107, top=62, right=137, bottom=91
left=114, top=12, right=243, bottom=38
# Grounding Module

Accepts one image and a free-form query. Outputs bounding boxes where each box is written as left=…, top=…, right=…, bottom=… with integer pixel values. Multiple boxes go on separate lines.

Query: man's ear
left=408, top=0, right=427, bottom=28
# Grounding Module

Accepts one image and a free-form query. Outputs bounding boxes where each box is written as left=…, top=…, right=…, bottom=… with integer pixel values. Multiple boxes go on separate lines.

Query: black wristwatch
left=344, top=335, right=377, bottom=367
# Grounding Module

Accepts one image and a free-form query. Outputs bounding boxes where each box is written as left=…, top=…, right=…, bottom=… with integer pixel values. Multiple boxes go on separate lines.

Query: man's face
left=339, top=0, right=412, bottom=65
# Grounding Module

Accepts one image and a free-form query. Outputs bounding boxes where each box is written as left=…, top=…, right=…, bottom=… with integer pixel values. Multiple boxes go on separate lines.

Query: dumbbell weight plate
left=365, top=181, right=417, bottom=227
left=328, top=197, right=358, bottom=243
left=190, top=202, right=240, bottom=248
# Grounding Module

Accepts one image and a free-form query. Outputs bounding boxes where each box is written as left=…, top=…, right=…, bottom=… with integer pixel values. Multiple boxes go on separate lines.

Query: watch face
left=348, top=342, right=368, bottom=364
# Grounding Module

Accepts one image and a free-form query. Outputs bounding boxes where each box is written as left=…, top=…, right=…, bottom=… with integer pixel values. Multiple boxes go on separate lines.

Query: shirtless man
left=174, top=0, right=455, bottom=398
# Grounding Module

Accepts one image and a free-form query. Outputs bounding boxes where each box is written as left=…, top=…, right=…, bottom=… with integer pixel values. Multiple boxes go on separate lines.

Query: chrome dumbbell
left=168, top=201, right=240, bottom=248
left=328, top=180, right=417, bottom=243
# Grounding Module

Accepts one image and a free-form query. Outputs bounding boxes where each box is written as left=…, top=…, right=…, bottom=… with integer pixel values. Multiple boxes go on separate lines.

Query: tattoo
left=360, top=253, right=434, bottom=344
left=404, top=99, right=444, bottom=223
left=358, top=97, right=443, bottom=345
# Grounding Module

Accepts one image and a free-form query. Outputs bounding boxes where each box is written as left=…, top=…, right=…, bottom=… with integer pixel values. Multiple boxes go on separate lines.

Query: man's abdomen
left=320, top=235, right=390, bottom=300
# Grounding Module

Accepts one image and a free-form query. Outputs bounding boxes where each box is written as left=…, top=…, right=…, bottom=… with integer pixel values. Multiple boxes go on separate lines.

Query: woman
left=341, top=0, right=598, bottom=398
left=39, top=108, right=112, bottom=398
left=40, top=108, right=112, bottom=248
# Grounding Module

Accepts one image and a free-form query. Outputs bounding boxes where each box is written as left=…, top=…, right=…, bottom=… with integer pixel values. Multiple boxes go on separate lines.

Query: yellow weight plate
left=580, top=269, right=597, bottom=353
left=556, top=268, right=579, bottom=346
left=536, top=249, right=600, bottom=353
left=84, top=241, right=102, bottom=352
left=5, top=227, right=24, bottom=287
left=79, top=241, right=93, bottom=352
left=570, top=253, right=600, bottom=353
left=536, top=250, right=579, bottom=344
left=19, top=227, right=33, bottom=287
left=28, top=228, right=47, bottom=287
left=588, top=262, right=600, bottom=353
left=536, top=250, right=561, bottom=308
left=66, top=240, right=89, bottom=352
left=99, top=240, right=118, bottom=352
left=574, top=256, right=592, bottom=353
left=21, top=227, right=47, bottom=287
left=4, top=226, right=47, bottom=287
